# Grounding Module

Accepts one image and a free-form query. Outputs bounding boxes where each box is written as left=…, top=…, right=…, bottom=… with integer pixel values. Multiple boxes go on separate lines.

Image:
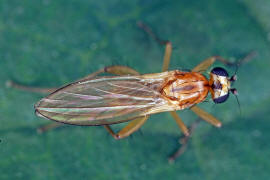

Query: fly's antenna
left=229, top=51, right=257, bottom=114
left=230, top=59, right=239, bottom=83
left=230, top=88, right=242, bottom=115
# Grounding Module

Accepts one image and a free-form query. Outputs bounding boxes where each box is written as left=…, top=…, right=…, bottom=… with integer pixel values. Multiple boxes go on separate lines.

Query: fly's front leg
left=192, top=56, right=233, bottom=73
left=190, top=53, right=256, bottom=126
left=188, top=56, right=226, bottom=128
left=192, top=51, right=256, bottom=73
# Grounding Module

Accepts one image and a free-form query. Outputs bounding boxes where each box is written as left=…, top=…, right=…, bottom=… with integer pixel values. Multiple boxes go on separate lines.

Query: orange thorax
left=161, top=71, right=209, bottom=109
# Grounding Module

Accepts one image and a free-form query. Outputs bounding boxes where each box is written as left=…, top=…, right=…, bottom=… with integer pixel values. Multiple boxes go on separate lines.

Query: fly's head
left=209, top=67, right=237, bottom=103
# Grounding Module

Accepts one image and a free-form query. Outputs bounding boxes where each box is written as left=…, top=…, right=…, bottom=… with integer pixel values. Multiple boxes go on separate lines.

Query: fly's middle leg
left=138, top=21, right=190, bottom=138
left=137, top=21, right=172, bottom=72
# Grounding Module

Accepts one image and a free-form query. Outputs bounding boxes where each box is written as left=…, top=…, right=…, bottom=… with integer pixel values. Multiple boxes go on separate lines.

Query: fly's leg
left=100, top=66, right=151, bottom=139
left=137, top=21, right=172, bottom=72
left=185, top=57, right=226, bottom=132
left=6, top=65, right=140, bottom=94
left=168, top=119, right=200, bottom=163
left=79, top=65, right=140, bottom=80
left=137, top=21, right=189, bottom=136
left=189, top=53, right=257, bottom=126
left=33, top=67, right=107, bottom=133
left=192, top=56, right=233, bottom=73
left=190, top=106, right=222, bottom=127
left=104, top=116, right=149, bottom=139
left=6, top=81, right=60, bottom=133
left=7, top=65, right=142, bottom=133
left=170, top=111, right=189, bottom=136
left=6, top=80, right=57, bottom=94
left=7, top=66, right=139, bottom=94
left=162, top=41, right=172, bottom=72
left=192, top=51, right=257, bottom=73
left=37, top=122, right=64, bottom=134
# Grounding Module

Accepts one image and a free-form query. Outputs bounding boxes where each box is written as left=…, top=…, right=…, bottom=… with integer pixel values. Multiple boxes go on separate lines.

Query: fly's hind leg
left=104, top=116, right=149, bottom=139
left=6, top=80, right=57, bottom=94
left=34, top=65, right=147, bottom=137
left=186, top=56, right=227, bottom=130
left=100, top=67, right=150, bottom=139
left=6, top=66, right=140, bottom=94
left=7, top=65, right=142, bottom=133
left=37, top=122, right=64, bottom=134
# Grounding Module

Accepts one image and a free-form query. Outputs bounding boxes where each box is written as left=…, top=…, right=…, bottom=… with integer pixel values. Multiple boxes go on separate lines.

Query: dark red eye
left=211, top=67, right=228, bottom=77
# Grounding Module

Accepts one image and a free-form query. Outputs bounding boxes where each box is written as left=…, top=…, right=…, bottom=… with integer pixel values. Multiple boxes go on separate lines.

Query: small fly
left=8, top=22, right=254, bottom=161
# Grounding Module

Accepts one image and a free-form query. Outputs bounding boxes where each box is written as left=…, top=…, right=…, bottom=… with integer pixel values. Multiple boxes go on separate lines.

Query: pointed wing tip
left=35, top=109, right=47, bottom=119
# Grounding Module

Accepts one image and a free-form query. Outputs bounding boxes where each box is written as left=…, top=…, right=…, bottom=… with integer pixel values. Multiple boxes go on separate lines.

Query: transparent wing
left=35, top=73, right=176, bottom=125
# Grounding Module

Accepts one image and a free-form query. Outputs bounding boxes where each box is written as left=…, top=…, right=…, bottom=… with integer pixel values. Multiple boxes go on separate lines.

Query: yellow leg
left=162, top=42, right=172, bottom=72
left=137, top=21, right=173, bottom=72
left=192, top=51, right=257, bottom=73
left=190, top=56, right=229, bottom=127
left=161, top=42, right=189, bottom=136
left=138, top=21, right=190, bottom=136
left=190, top=106, right=222, bottom=127
left=7, top=65, right=140, bottom=94
left=192, top=52, right=256, bottom=73
left=192, top=56, right=234, bottom=73
left=6, top=80, right=57, bottom=94
left=104, top=116, right=149, bottom=139
left=79, top=65, right=140, bottom=81
left=168, top=119, right=200, bottom=163
left=99, top=66, right=148, bottom=138
left=168, top=55, right=238, bottom=161
left=170, top=111, right=189, bottom=136
left=37, top=122, right=64, bottom=134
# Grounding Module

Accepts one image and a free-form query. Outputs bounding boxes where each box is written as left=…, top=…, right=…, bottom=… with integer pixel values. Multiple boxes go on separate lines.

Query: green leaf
left=1, top=0, right=269, bottom=179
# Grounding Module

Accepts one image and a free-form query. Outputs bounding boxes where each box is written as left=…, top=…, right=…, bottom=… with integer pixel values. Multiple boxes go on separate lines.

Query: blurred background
left=1, top=0, right=270, bottom=179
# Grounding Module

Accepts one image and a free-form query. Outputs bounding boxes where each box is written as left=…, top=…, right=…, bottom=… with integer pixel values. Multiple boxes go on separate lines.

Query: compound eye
left=213, top=93, right=229, bottom=104
left=211, top=67, right=229, bottom=77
